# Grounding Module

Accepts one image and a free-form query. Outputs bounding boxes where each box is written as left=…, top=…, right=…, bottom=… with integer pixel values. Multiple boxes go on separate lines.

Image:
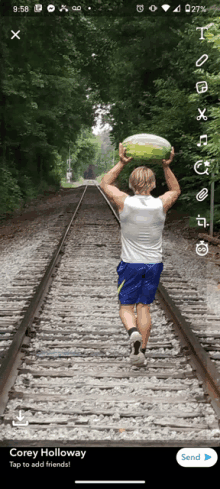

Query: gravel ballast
left=0, top=185, right=220, bottom=443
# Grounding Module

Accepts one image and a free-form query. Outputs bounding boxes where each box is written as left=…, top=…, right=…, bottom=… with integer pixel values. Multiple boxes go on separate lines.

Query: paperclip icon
left=196, top=188, right=208, bottom=201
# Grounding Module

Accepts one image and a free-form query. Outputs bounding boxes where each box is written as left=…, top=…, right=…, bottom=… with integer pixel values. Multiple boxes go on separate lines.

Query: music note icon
left=197, top=134, right=207, bottom=147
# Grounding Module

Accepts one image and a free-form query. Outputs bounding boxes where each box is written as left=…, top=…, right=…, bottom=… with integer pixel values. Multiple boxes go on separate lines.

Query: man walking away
left=100, top=143, right=181, bottom=366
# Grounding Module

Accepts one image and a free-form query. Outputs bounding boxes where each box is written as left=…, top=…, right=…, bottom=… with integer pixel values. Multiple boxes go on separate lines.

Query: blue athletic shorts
left=117, top=261, right=163, bottom=305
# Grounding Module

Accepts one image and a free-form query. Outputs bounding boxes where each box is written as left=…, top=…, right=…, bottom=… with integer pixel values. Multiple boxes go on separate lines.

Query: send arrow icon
left=177, top=448, right=218, bottom=467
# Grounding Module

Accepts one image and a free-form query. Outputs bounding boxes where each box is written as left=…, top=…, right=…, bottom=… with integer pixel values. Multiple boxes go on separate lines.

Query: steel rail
left=95, top=181, right=120, bottom=223
left=0, top=185, right=87, bottom=413
left=1, top=181, right=220, bottom=435
left=97, top=183, right=220, bottom=422
left=156, top=284, right=220, bottom=420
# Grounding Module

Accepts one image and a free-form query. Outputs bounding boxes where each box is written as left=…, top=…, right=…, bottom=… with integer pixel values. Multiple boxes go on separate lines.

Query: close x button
left=176, top=448, right=218, bottom=467
left=11, top=30, right=20, bottom=39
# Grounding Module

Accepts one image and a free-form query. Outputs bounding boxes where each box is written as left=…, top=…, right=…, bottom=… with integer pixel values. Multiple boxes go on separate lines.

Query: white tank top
left=119, top=195, right=166, bottom=264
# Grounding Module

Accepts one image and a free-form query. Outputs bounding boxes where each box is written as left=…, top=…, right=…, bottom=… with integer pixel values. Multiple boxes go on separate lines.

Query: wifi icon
left=161, top=4, right=170, bottom=11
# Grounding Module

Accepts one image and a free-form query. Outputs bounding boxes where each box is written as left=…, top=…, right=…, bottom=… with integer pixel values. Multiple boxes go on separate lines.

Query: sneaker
left=130, top=351, right=146, bottom=367
left=129, top=331, right=142, bottom=355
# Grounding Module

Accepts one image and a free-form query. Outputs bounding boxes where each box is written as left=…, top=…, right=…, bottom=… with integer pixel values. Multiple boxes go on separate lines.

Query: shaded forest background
left=1, top=1, right=220, bottom=228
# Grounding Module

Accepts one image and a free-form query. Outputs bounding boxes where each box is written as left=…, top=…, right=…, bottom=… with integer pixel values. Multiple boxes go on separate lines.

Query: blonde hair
left=129, top=167, right=156, bottom=194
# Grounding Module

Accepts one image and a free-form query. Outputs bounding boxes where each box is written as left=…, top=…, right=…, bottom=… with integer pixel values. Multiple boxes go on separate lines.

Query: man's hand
left=162, top=147, right=175, bottom=167
left=119, top=143, right=133, bottom=165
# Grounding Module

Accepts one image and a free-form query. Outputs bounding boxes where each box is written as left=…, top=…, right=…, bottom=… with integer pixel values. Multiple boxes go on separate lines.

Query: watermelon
left=122, top=133, right=171, bottom=163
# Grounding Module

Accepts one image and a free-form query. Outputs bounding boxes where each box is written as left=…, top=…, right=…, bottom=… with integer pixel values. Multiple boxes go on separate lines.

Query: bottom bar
left=75, top=482, right=145, bottom=485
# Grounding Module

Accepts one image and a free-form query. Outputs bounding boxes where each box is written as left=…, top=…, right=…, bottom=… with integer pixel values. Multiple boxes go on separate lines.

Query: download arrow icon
left=16, top=410, right=24, bottom=421
left=12, top=411, right=29, bottom=426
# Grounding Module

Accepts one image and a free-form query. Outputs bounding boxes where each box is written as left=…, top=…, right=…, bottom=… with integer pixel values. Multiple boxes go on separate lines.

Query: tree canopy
left=1, top=5, right=220, bottom=227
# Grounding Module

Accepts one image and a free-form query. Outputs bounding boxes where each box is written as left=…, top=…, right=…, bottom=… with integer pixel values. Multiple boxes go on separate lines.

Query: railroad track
left=0, top=181, right=220, bottom=447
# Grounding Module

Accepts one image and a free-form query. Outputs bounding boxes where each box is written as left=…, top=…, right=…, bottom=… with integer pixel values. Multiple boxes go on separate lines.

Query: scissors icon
left=197, top=108, right=207, bottom=121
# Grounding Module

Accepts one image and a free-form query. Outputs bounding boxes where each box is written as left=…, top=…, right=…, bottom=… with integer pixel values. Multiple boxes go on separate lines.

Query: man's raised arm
left=100, top=143, right=132, bottom=211
left=159, top=147, right=181, bottom=213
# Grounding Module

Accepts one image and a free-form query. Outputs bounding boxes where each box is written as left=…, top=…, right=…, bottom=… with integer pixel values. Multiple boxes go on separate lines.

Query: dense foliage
left=0, top=4, right=219, bottom=227
left=100, top=15, right=220, bottom=220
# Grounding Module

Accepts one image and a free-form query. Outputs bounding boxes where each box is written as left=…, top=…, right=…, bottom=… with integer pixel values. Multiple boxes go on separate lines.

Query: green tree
left=69, top=128, right=100, bottom=180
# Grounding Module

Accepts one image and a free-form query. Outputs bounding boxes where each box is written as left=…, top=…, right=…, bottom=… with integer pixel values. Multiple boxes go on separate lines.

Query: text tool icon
left=196, top=26, right=209, bottom=40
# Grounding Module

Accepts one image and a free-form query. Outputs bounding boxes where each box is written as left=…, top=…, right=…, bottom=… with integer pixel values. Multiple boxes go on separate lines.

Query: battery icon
left=185, top=4, right=190, bottom=12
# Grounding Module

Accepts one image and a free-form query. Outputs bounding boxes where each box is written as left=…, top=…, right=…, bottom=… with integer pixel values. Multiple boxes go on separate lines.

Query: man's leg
left=119, top=304, right=137, bottom=331
left=119, top=304, right=145, bottom=363
left=136, top=303, right=151, bottom=349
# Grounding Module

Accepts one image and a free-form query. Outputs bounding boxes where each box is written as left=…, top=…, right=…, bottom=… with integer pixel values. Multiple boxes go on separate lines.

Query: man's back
left=119, top=194, right=166, bottom=264
left=100, top=143, right=181, bottom=367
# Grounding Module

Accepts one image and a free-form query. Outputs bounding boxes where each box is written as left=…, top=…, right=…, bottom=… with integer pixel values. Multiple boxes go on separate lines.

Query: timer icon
left=196, top=240, right=209, bottom=257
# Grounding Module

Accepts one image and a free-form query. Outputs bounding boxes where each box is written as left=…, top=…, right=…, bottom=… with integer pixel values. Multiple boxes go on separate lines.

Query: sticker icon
left=196, top=240, right=209, bottom=256
left=196, top=81, right=208, bottom=94
left=196, top=188, right=208, bottom=201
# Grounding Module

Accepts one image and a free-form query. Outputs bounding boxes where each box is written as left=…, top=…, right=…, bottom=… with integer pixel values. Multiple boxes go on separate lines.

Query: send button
left=176, top=448, right=218, bottom=467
